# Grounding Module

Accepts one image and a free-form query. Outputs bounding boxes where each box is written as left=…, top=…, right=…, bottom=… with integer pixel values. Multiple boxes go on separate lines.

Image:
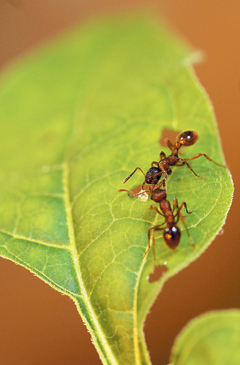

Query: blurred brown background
left=0, top=1, right=239, bottom=364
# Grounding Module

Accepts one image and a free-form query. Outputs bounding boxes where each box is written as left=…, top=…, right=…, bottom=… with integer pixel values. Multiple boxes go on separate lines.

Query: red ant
left=144, top=188, right=194, bottom=268
left=121, top=131, right=224, bottom=196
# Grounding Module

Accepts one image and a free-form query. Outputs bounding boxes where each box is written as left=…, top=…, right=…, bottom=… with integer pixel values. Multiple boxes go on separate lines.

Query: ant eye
left=164, top=226, right=181, bottom=249
left=178, top=131, right=198, bottom=146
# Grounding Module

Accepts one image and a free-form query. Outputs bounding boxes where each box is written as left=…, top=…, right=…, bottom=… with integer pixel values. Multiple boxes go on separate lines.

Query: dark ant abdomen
left=164, top=226, right=181, bottom=250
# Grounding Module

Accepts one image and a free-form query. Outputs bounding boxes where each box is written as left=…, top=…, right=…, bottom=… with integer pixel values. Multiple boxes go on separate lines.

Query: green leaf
left=170, top=310, right=240, bottom=365
left=0, top=14, right=233, bottom=365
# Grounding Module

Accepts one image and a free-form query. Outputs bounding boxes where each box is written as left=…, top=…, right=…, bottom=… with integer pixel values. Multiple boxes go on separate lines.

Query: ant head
left=177, top=131, right=198, bottom=146
left=151, top=189, right=166, bottom=203
left=145, top=167, right=161, bottom=185
left=164, top=226, right=181, bottom=249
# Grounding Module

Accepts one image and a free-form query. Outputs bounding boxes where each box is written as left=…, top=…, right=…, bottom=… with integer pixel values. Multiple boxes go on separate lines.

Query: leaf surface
left=170, top=310, right=240, bottom=365
left=0, top=14, right=233, bottom=365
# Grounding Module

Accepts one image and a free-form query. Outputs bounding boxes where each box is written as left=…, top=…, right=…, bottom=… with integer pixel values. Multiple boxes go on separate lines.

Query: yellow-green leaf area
left=0, top=14, right=233, bottom=365
left=170, top=310, right=240, bottom=365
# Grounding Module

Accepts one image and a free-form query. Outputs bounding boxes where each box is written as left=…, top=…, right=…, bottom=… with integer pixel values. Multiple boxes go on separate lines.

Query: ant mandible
left=144, top=188, right=194, bottom=268
left=121, top=131, right=225, bottom=196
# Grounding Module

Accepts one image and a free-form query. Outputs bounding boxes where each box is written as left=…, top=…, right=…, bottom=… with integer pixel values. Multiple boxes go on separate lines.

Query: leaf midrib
left=63, top=160, right=120, bottom=365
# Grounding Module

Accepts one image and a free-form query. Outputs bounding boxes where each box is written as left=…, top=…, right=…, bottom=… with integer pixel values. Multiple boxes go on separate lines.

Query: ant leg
left=180, top=201, right=194, bottom=215
left=151, top=161, right=159, bottom=167
left=144, top=227, right=155, bottom=257
left=177, top=160, right=206, bottom=179
left=144, top=225, right=165, bottom=267
left=151, top=226, right=165, bottom=269
left=123, top=167, right=145, bottom=184
left=172, top=197, right=179, bottom=213
left=118, top=188, right=150, bottom=198
left=154, top=177, right=167, bottom=191
left=157, top=172, right=168, bottom=186
left=172, top=197, right=193, bottom=215
left=148, top=204, right=164, bottom=216
left=160, top=151, right=167, bottom=160
left=174, top=201, right=193, bottom=218
left=164, top=139, right=175, bottom=152
left=141, top=181, right=146, bottom=190
left=176, top=202, right=195, bottom=247
left=183, top=153, right=225, bottom=167
left=161, top=178, right=166, bottom=190
left=150, top=178, right=166, bottom=191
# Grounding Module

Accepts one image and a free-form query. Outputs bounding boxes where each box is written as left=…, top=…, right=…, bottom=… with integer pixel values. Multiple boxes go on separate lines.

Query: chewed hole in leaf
left=148, top=264, right=168, bottom=283
left=159, top=128, right=180, bottom=147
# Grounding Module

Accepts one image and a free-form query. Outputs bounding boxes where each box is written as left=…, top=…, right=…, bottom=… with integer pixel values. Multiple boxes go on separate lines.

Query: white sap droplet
left=138, top=192, right=149, bottom=202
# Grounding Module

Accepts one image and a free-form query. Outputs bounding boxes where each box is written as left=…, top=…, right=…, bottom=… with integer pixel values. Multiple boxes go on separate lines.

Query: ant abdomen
left=178, top=131, right=199, bottom=146
left=164, top=226, right=181, bottom=249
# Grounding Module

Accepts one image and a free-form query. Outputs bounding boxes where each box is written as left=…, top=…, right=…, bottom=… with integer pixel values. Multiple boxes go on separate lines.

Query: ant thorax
left=158, top=161, right=172, bottom=176
left=167, top=154, right=179, bottom=166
